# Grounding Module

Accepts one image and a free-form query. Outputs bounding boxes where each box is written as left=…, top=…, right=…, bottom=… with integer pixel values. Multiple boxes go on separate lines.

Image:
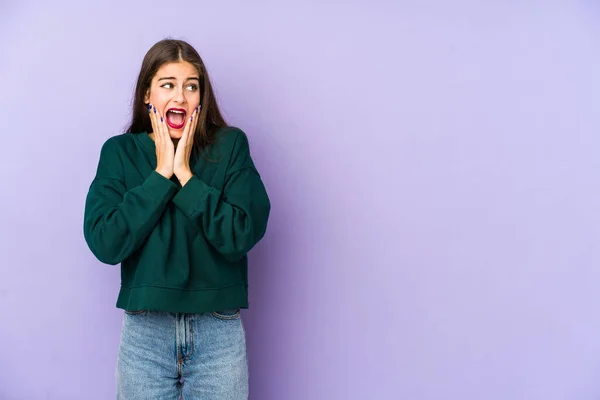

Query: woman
left=83, top=39, right=270, bottom=399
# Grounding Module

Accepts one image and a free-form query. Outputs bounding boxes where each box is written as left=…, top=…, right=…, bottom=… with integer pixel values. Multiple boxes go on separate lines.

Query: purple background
left=1, top=1, right=600, bottom=399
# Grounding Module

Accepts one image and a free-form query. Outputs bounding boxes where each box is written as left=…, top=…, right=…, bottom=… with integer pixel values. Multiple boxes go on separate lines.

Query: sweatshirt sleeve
left=83, top=137, right=179, bottom=265
left=172, top=131, right=271, bottom=262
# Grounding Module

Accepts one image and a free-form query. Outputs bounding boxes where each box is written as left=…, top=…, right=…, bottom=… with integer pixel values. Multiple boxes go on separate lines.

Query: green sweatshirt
left=83, top=127, right=270, bottom=313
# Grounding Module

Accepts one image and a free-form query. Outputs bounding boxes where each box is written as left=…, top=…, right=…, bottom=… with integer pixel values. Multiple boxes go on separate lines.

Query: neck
left=149, top=132, right=179, bottom=147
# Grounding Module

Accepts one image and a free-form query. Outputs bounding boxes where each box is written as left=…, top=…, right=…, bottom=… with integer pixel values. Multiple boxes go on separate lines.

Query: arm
left=172, top=132, right=271, bottom=262
left=83, top=138, right=179, bottom=265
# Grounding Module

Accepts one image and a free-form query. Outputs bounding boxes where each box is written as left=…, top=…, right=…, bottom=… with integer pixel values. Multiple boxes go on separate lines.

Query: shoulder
left=210, top=126, right=252, bottom=161
left=95, top=133, right=138, bottom=177
left=100, top=132, right=137, bottom=154
left=214, top=126, right=250, bottom=150
left=210, top=126, right=256, bottom=173
left=97, top=133, right=144, bottom=167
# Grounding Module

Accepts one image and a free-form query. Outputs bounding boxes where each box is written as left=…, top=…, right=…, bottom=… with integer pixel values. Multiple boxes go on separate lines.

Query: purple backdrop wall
left=1, top=1, right=600, bottom=399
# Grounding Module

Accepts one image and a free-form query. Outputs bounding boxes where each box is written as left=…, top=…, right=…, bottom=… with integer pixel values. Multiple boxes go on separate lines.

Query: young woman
left=83, top=39, right=270, bottom=399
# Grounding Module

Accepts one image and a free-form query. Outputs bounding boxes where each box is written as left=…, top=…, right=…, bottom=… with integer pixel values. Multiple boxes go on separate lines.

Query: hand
left=174, top=106, right=200, bottom=186
left=148, top=104, right=174, bottom=179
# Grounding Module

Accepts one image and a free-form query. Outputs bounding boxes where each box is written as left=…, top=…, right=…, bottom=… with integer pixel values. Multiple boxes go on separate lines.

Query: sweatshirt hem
left=116, top=283, right=249, bottom=314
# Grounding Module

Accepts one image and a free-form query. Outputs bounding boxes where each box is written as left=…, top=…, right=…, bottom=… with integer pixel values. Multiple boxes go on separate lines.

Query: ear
left=144, top=89, right=150, bottom=104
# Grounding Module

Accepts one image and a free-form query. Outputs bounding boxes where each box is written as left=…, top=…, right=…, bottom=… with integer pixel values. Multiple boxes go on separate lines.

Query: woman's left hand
left=174, top=106, right=200, bottom=186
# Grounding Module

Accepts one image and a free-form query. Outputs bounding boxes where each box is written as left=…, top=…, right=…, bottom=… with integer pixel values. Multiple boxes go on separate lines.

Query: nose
left=173, top=86, right=185, bottom=104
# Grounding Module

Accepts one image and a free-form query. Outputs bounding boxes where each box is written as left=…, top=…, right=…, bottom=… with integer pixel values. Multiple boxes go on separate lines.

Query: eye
left=186, top=84, right=198, bottom=91
left=160, top=82, right=174, bottom=89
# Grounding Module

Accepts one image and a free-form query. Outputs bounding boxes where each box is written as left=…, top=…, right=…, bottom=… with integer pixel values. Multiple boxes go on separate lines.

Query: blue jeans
left=116, top=309, right=248, bottom=399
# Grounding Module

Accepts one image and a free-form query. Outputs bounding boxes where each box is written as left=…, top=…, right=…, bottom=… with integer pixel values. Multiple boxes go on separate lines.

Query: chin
left=168, top=131, right=184, bottom=139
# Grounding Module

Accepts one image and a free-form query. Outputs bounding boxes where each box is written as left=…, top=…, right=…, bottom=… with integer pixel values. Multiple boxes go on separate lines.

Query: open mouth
left=165, top=108, right=187, bottom=129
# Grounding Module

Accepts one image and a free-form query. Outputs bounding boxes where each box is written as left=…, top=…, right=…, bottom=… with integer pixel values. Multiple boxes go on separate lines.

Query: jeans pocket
left=210, top=308, right=241, bottom=320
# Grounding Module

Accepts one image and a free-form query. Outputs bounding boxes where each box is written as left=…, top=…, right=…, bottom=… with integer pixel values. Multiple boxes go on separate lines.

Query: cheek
left=146, top=87, right=168, bottom=105
left=186, top=92, right=201, bottom=106
left=149, top=92, right=167, bottom=106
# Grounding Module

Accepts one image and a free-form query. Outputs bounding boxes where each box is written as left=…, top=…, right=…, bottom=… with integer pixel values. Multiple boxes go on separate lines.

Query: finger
left=147, top=103, right=156, bottom=135
left=191, top=106, right=200, bottom=136
left=154, top=107, right=171, bottom=147
left=186, top=106, right=200, bottom=147
left=149, top=104, right=160, bottom=141
left=157, top=108, right=169, bottom=142
left=178, top=107, right=196, bottom=148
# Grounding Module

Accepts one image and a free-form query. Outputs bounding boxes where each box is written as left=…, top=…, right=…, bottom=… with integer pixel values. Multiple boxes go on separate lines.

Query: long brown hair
left=126, top=39, right=227, bottom=151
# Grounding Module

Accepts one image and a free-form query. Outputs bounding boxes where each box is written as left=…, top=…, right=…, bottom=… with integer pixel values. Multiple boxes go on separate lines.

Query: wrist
left=176, top=169, right=193, bottom=186
left=156, top=169, right=173, bottom=179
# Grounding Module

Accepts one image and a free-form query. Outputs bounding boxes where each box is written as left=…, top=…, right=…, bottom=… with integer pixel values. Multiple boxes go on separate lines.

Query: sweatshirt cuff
left=172, top=175, right=220, bottom=218
left=142, top=171, right=179, bottom=200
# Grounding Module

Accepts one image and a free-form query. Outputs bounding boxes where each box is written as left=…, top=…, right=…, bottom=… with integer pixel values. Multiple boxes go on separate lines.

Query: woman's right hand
left=148, top=104, right=174, bottom=179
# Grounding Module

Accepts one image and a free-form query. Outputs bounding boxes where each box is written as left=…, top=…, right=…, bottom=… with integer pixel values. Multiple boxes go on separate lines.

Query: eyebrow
left=157, top=76, right=200, bottom=82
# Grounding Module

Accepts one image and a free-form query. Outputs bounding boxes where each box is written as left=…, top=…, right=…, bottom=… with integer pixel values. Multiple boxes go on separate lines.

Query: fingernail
left=160, top=117, right=163, bottom=122
left=147, top=104, right=152, bottom=110
left=153, top=107, right=156, bottom=113
left=190, top=116, right=193, bottom=121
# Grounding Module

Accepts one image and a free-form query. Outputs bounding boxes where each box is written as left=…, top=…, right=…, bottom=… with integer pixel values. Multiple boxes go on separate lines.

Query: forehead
left=154, top=61, right=199, bottom=79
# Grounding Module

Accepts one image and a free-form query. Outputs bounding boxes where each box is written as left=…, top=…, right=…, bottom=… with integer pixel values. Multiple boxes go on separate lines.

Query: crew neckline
left=135, top=131, right=156, bottom=156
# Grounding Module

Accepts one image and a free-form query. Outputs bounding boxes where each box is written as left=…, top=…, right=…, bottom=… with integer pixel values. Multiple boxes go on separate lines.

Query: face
left=144, top=61, right=201, bottom=139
